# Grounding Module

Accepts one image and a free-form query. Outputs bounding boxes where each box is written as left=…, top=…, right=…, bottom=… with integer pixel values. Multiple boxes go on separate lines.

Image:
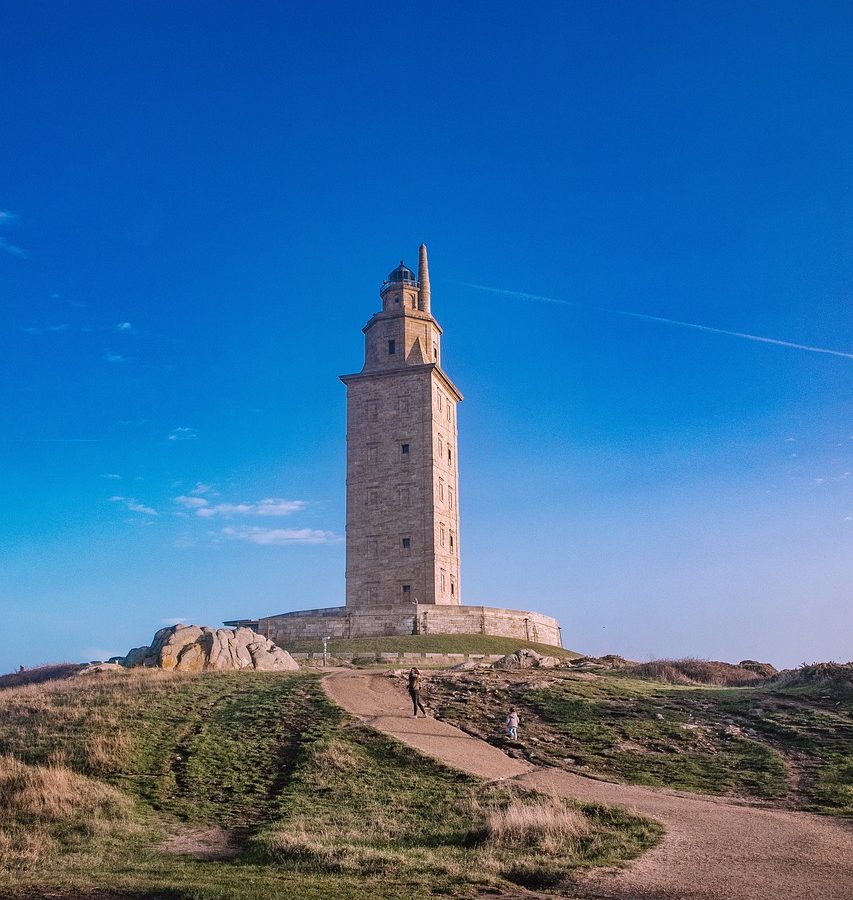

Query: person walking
left=506, top=706, right=520, bottom=739
left=407, top=667, right=427, bottom=718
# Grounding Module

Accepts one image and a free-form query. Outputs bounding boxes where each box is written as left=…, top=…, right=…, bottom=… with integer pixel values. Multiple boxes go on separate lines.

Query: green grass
left=0, top=670, right=659, bottom=899
left=280, top=633, right=575, bottom=659
left=429, top=669, right=853, bottom=815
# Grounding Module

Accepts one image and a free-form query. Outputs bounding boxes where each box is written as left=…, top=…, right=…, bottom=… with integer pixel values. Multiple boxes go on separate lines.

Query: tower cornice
left=361, top=308, right=443, bottom=336
left=339, top=362, right=463, bottom=402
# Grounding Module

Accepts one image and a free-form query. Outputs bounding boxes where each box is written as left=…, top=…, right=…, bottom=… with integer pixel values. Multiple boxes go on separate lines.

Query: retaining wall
left=255, top=603, right=562, bottom=649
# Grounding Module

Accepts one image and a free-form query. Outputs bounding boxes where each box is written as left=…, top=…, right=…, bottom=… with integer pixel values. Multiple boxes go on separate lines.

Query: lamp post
left=322, top=635, right=330, bottom=668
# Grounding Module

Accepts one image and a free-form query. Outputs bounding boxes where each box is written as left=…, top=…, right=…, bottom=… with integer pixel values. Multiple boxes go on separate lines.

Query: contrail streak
left=465, top=283, right=853, bottom=361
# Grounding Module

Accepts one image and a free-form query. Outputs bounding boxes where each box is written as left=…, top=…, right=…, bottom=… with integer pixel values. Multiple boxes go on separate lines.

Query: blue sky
left=1, top=1, right=851, bottom=672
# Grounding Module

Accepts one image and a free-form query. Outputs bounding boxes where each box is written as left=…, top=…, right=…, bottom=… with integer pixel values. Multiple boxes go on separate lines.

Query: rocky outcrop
left=492, top=649, right=562, bottom=670
left=738, top=660, right=778, bottom=677
left=122, top=625, right=299, bottom=673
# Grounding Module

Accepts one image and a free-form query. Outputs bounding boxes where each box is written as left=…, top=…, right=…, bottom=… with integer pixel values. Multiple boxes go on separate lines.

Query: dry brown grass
left=770, top=662, right=853, bottom=693
left=470, top=795, right=590, bottom=853
left=0, top=755, right=140, bottom=870
left=0, top=668, right=179, bottom=768
left=84, top=729, right=133, bottom=775
left=0, top=664, right=83, bottom=691
left=0, top=755, right=134, bottom=823
left=627, top=658, right=765, bottom=687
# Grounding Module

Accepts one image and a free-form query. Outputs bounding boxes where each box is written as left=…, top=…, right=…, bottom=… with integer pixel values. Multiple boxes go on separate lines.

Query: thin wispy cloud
left=21, top=323, right=73, bottom=335
left=101, top=473, right=122, bottom=480
left=179, top=496, right=307, bottom=518
left=465, top=284, right=853, bottom=361
left=116, top=322, right=134, bottom=332
left=168, top=427, right=198, bottom=441
left=161, top=616, right=188, bottom=626
left=0, top=437, right=100, bottom=443
left=219, top=525, right=338, bottom=545
left=104, top=351, right=127, bottom=363
left=0, top=211, right=25, bottom=257
left=174, top=495, right=209, bottom=509
left=190, top=482, right=215, bottom=495
left=109, top=495, right=158, bottom=516
left=0, top=238, right=26, bottom=257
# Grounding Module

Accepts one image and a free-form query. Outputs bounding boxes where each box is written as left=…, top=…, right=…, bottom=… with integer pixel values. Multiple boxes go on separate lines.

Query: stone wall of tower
left=256, top=604, right=563, bottom=649
left=342, top=362, right=461, bottom=609
left=430, top=375, right=461, bottom=603
left=344, top=365, right=436, bottom=608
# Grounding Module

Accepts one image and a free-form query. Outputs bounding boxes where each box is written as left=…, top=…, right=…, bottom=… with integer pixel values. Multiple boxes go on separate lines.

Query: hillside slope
left=0, top=669, right=657, bottom=899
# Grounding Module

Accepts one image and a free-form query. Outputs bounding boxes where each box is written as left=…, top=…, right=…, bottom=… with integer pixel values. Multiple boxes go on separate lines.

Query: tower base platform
left=225, top=603, right=562, bottom=649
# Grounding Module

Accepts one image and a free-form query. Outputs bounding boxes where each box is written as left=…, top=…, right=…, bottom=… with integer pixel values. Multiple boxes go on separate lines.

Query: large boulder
left=121, top=625, right=299, bottom=673
left=493, top=648, right=558, bottom=670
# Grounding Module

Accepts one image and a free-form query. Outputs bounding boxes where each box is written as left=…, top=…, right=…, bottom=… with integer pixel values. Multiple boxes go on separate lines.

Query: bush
left=626, top=658, right=765, bottom=687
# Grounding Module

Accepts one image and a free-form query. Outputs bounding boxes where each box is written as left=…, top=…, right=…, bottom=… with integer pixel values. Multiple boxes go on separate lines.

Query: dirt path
left=323, top=670, right=853, bottom=900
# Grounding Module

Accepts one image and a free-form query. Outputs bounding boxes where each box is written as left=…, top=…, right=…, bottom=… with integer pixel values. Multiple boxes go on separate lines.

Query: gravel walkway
left=323, top=670, right=853, bottom=900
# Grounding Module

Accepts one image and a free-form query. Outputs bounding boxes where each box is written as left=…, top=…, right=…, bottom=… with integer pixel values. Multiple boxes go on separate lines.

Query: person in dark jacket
left=407, top=667, right=427, bottom=718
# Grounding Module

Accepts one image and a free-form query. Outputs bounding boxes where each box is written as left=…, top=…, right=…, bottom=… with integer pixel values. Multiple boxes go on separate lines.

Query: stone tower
left=340, top=245, right=463, bottom=613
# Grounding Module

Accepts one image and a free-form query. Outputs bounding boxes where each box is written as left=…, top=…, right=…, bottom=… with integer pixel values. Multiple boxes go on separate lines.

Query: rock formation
left=122, top=625, right=299, bottom=673
left=492, top=648, right=561, bottom=670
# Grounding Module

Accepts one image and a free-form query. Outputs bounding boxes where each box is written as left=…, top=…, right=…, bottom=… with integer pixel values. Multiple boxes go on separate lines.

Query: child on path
left=506, top=706, right=520, bottom=739
left=407, top=667, right=427, bottom=718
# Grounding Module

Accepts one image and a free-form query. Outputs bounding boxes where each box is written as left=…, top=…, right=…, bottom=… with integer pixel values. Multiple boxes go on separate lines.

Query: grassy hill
left=428, top=663, right=853, bottom=817
left=0, top=669, right=658, bottom=899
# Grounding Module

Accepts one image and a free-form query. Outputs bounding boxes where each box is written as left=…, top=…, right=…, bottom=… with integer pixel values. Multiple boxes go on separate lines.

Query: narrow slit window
left=402, top=537, right=411, bottom=551
left=388, top=339, right=396, bottom=355
left=402, top=584, right=411, bottom=595
left=401, top=443, right=410, bottom=460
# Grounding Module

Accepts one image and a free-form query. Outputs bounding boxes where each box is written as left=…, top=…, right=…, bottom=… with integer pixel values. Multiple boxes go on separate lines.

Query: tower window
left=450, top=578, right=455, bottom=597
left=401, top=536, right=411, bottom=551
left=447, top=448, right=452, bottom=465
left=367, top=489, right=379, bottom=507
left=366, top=400, right=378, bottom=421
left=448, top=488, right=454, bottom=509
left=402, top=584, right=411, bottom=595
left=401, top=443, right=410, bottom=460
left=438, top=478, right=444, bottom=502
left=449, top=532, right=454, bottom=550
left=440, top=571, right=446, bottom=593
left=440, top=523, right=445, bottom=547
left=411, top=296, right=416, bottom=309
left=388, top=339, right=396, bottom=355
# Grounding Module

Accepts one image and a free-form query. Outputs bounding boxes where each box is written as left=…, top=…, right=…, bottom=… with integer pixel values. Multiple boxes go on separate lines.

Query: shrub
left=627, top=658, right=765, bottom=687
left=469, top=795, right=589, bottom=853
